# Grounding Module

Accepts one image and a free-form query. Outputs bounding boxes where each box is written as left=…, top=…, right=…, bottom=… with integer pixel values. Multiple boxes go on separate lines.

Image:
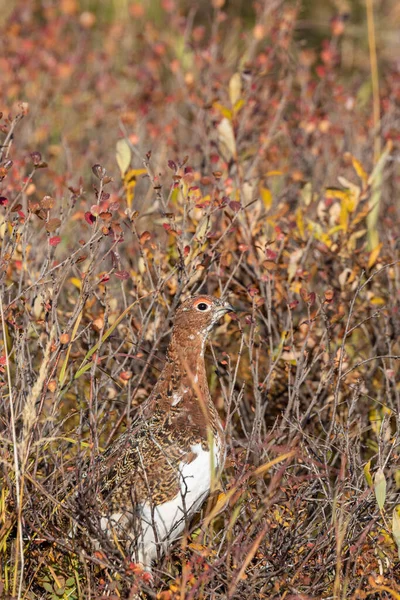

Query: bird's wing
left=82, top=406, right=199, bottom=510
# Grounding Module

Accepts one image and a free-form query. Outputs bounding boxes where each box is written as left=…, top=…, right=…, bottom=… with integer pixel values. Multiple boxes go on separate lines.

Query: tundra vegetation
left=0, top=1, right=400, bottom=598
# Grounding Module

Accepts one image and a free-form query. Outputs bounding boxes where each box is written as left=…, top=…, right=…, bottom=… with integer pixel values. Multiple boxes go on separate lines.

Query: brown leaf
left=41, top=195, right=54, bottom=209
left=139, top=231, right=151, bottom=244
left=60, top=333, right=70, bottom=345
left=46, top=218, right=61, bottom=232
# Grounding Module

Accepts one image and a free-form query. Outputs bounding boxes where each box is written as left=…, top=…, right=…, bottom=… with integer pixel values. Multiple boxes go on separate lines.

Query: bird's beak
left=220, top=301, right=236, bottom=315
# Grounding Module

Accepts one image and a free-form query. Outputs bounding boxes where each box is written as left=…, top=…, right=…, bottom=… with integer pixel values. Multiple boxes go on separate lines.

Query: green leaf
left=374, top=467, right=386, bottom=510
left=55, top=586, right=65, bottom=596
left=116, top=138, right=132, bottom=176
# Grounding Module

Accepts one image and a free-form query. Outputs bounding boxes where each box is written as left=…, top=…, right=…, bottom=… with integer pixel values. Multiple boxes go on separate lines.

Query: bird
left=78, top=294, right=235, bottom=573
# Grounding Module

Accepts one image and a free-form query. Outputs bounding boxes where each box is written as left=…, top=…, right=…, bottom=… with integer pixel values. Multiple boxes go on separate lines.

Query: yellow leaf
left=345, top=192, right=357, bottom=213
left=273, top=508, right=283, bottom=523
left=290, top=281, right=302, bottom=294
left=370, top=296, right=386, bottom=305
left=260, top=187, right=272, bottom=209
left=170, top=187, right=179, bottom=204
left=328, top=225, right=345, bottom=236
left=124, top=168, right=146, bottom=185
left=367, top=242, right=383, bottom=269
left=325, top=188, right=349, bottom=201
left=350, top=155, right=368, bottom=185
left=318, top=232, right=332, bottom=248
left=265, top=170, right=284, bottom=176
left=229, top=73, right=241, bottom=106
left=213, top=102, right=233, bottom=120
left=364, top=460, right=373, bottom=488
left=116, top=138, right=131, bottom=176
left=296, top=208, right=305, bottom=238
left=339, top=201, right=349, bottom=232
left=374, top=467, right=386, bottom=510
left=123, top=168, right=147, bottom=208
left=69, top=277, right=82, bottom=290
left=234, top=99, right=245, bottom=113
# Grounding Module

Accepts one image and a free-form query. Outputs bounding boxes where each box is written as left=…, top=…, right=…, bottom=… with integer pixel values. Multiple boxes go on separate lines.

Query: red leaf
left=0, top=196, right=8, bottom=206
left=229, top=201, right=241, bottom=212
left=85, top=211, right=96, bottom=224
left=49, top=236, right=61, bottom=246
left=120, top=370, right=132, bottom=381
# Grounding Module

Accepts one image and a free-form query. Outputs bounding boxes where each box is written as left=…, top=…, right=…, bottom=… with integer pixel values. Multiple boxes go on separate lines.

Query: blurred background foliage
left=1, top=0, right=400, bottom=598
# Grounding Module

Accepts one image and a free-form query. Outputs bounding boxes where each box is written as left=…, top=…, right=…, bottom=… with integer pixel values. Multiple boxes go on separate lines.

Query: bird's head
left=172, top=295, right=235, bottom=349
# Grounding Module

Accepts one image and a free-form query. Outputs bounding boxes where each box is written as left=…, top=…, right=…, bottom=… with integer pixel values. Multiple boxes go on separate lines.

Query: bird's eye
left=196, top=302, right=210, bottom=312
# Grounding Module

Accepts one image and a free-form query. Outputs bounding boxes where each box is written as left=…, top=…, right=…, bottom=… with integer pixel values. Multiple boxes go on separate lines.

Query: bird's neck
left=166, top=332, right=207, bottom=385
left=153, top=332, right=222, bottom=441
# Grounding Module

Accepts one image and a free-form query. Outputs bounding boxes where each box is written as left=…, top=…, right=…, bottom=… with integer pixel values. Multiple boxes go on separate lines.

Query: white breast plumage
left=101, top=440, right=222, bottom=570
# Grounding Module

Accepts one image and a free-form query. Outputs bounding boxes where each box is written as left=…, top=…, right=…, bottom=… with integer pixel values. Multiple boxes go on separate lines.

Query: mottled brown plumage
left=80, top=295, right=234, bottom=570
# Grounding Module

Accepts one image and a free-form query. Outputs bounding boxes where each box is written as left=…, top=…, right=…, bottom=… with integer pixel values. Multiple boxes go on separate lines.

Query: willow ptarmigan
left=80, top=295, right=235, bottom=571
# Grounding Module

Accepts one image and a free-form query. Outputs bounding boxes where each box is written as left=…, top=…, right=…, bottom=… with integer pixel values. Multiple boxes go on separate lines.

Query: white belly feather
left=100, top=440, right=222, bottom=570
